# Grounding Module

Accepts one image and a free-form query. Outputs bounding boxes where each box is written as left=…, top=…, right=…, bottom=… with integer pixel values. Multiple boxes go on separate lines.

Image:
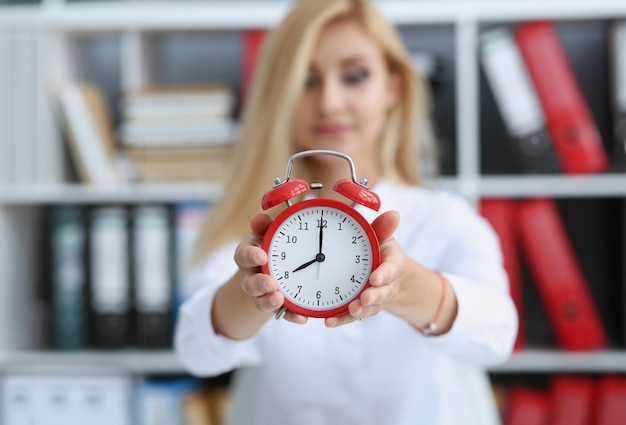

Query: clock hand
left=293, top=257, right=318, bottom=273
left=318, top=210, right=324, bottom=255
left=293, top=253, right=326, bottom=273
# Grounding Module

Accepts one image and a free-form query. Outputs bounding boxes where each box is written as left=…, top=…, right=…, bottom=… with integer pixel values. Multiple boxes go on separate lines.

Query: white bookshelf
left=0, top=0, right=625, bottom=380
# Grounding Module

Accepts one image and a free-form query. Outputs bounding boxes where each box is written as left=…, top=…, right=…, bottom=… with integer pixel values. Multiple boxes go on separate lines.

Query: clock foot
left=275, top=306, right=287, bottom=320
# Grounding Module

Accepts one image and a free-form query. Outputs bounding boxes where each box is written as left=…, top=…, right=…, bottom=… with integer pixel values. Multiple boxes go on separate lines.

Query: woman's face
left=292, top=18, right=399, bottom=163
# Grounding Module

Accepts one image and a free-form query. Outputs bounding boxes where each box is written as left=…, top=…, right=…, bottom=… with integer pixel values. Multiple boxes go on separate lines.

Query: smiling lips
left=314, top=123, right=351, bottom=137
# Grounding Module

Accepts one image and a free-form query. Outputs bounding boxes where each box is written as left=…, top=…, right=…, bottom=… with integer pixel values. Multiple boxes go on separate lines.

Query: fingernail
left=269, top=294, right=279, bottom=307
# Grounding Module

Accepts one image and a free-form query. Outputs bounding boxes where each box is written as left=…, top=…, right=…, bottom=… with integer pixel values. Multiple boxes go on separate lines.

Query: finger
left=371, top=210, right=400, bottom=242
left=254, top=291, right=284, bottom=312
left=325, top=313, right=357, bottom=328
left=234, top=242, right=268, bottom=269
left=324, top=298, right=381, bottom=327
left=369, top=239, right=404, bottom=287
left=241, top=272, right=277, bottom=297
left=348, top=298, right=383, bottom=320
left=359, top=283, right=398, bottom=308
left=283, top=311, right=308, bottom=325
left=250, top=213, right=273, bottom=238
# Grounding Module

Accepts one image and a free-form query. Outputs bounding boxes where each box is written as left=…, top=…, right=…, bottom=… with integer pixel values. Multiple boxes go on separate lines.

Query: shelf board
left=1, top=348, right=625, bottom=375
left=0, top=350, right=184, bottom=375
left=2, top=1, right=626, bottom=31
left=0, top=182, right=223, bottom=204
left=477, top=173, right=626, bottom=198
left=0, top=174, right=624, bottom=205
left=489, top=349, right=626, bottom=373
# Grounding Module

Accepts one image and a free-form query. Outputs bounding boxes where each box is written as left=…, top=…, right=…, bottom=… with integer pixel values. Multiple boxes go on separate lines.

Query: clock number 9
left=281, top=252, right=286, bottom=260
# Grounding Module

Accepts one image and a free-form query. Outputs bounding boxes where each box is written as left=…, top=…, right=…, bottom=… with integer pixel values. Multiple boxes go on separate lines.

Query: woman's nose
left=318, top=80, right=344, bottom=115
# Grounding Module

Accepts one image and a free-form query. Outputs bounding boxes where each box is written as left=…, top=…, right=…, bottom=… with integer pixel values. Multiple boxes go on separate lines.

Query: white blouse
left=175, top=179, right=518, bottom=425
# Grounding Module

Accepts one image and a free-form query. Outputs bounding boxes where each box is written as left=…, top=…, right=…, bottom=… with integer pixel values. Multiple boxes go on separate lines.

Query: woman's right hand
left=234, top=213, right=308, bottom=325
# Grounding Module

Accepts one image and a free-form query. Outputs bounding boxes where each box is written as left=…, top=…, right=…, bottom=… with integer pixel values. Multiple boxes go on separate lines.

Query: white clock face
left=266, top=202, right=376, bottom=315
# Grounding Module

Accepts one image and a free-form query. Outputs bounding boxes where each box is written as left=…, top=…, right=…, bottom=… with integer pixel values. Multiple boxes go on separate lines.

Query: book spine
left=12, top=31, right=37, bottom=183
left=35, top=31, right=66, bottom=183
left=610, top=21, right=626, bottom=169
left=0, top=30, right=12, bottom=183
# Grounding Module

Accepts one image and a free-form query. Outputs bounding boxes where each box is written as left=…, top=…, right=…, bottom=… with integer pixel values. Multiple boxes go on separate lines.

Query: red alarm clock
left=261, top=150, right=381, bottom=319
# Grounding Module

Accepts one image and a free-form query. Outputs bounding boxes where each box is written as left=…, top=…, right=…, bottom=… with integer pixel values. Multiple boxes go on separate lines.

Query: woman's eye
left=305, top=73, right=319, bottom=89
left=344, top=68, right=370, bottom=85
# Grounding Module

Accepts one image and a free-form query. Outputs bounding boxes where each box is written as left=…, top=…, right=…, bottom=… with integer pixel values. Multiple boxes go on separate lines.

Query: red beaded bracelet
left=417, top=271, right=447, bottom=336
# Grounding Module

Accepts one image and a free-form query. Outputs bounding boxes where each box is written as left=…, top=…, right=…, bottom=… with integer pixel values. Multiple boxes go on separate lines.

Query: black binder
left=480, top=27, right=560, bottom=174
left=51, top=205, right=87, bottom=350
left=131, top=206, right=173, bottom=349
left=88, top=207, right=131, bottom=349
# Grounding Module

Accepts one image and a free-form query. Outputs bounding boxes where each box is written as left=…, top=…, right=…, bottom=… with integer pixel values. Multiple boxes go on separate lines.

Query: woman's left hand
left=325, top=210, right=404, bottom=327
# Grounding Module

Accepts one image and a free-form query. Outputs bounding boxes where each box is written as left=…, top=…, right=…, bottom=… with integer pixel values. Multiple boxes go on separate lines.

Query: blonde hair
left=191, top=0, right=435, bottom=265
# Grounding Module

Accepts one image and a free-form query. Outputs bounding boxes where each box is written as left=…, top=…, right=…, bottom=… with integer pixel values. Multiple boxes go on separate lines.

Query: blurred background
left=1, top=0, right=626, bottom=424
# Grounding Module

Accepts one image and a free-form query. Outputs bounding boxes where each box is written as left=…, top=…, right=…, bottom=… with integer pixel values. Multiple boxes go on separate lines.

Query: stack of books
left=118, top=83, right=237, bottom=183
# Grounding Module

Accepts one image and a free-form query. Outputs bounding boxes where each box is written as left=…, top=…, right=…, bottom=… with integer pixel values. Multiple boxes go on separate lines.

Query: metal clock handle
left=279, top=149, right=364, bottom=187
left=277, top=150, right=381, bottom=211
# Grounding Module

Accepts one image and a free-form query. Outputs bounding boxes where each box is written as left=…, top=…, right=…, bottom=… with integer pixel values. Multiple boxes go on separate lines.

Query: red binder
left=549, top=376, right=594, bottom=425
left=479, top=199, right=525, bottom=351
left=594, top=375, right=626, bottom=425
left=516, top=198, right=608, bottom=351
left=504, top=386, right=549, bottom=425
left=241, top=29, right=267, bottom=101
left=514, top=21, right=609, bottom=174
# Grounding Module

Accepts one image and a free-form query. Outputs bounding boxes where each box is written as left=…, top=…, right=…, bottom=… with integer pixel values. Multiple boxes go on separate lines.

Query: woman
left=175, top=0, right=518, bottom=424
